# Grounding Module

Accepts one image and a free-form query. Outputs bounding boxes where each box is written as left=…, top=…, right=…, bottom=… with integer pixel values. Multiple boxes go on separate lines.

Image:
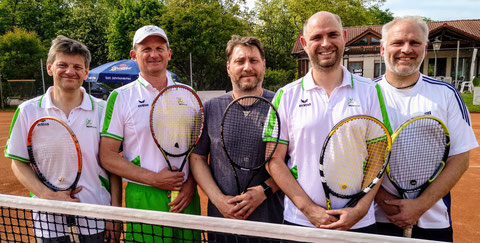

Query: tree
left=59, top=0, right=114, bottom=68
left=106, top=0, right=167, bottom=61
left=0, top=28, right=47, bottom=98
left=368, top=6, right=394, bottom=25
left=160, top=0, right=248, bottom=90
left=0, top=0, right=71, bottom=43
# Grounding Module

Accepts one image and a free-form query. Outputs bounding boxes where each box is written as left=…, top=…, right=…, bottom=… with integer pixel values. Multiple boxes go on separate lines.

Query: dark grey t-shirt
left=193, top=90, right=284, bottom=223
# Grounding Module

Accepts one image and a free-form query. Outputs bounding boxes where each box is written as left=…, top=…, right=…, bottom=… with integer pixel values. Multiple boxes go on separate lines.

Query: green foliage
left=59, top=0, right=114, bottom=68
left=461, top=93, right=480, bottom=113
left=367, top=6, right=394, bottom=25
left=0, top=28, right=47, bottom=98
left=160, top=1, right=248, bottom=90
left=473, top=77, right=480, bottom=87
left=0, top=0, right=70, bottom=43
left=263, top=68, right=296, bottom=92
left=106, top=0, right=167, bottom=61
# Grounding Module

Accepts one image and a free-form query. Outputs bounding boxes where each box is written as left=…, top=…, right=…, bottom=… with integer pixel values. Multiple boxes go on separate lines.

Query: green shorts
left=125, top=182, right=201, bottom=243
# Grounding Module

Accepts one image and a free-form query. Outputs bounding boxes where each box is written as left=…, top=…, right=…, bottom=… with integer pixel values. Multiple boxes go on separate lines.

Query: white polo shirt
left=265, top=67, right=388, bottom=229
left=101, top=72, right=191, bottom=184
left=4, top=86, right=111, bottom=237
left=375, top=74, right=478, bottom=229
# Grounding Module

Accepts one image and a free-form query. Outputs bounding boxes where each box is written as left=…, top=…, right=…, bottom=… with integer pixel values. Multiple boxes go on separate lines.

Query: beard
left=308, top=48, right=342, bottom=71
left=384, top=58, right=421, bottom=77
left=384, top=51, right=423, bottom=77
left=232, top=73, right=263, bottom=92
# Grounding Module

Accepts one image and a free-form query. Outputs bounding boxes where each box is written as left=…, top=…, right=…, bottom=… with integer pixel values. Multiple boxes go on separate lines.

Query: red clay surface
left=0, top=111, right=478, bottom=242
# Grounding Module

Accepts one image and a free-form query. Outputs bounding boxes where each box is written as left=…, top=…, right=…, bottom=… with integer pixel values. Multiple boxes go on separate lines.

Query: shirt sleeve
left=4, top=107, right=30, bottom=163
left=445, top=91, right=478, bottom=155
left=100, top=90, right=125, bottom=141
left=263, top=88, right=289, bottom=145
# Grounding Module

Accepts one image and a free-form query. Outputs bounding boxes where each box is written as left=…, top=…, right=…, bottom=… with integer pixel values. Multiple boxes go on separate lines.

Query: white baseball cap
left=132, top=25, right=169, bottom=48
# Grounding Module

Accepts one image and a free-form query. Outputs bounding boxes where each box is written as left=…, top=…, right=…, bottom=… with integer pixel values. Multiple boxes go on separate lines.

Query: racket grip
left=170, top=190, right=179, bottom=204
left=403, top=227, right=413, bottom=238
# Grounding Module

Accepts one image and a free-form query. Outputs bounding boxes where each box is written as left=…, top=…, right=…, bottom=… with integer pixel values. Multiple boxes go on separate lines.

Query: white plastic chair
left=460, top=76, right=475, bottom=93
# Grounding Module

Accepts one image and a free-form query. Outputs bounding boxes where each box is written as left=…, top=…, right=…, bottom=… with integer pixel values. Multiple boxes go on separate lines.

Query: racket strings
left=151, top=87, right=203, bottom=156
left=31, top=120, right=79, bottom=189
left=389, top=119, right=446, bottom=191
left=222, top=97, right=272, bottom=170
left=323, top=118, right=389, bottom=198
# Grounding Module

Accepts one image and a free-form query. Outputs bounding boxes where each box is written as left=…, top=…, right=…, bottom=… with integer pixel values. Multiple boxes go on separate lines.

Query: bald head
left=300, top=11, right=346, bottom=73
left=303, top=11, right=343, bottom=36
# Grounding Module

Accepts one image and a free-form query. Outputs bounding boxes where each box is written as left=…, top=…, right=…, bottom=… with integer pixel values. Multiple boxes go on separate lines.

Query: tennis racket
left=319, top=115, right=391, bottom=212
left=27, top=116, right=82, bottom=242
left=150, top=85, right=204, bottom=204
left=387, top=115, right=450, bottom=237
left=220, top=95, right=280, bottom=196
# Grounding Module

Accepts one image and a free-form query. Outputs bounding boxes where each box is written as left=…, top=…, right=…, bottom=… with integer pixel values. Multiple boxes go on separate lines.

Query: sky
left=382, top=0, right=480, bottom=21
left=245, top=0, right=480, bottom=21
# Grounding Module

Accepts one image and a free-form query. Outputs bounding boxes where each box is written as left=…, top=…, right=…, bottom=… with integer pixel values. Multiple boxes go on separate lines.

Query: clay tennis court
left=0, top=110, right=478, bottom=242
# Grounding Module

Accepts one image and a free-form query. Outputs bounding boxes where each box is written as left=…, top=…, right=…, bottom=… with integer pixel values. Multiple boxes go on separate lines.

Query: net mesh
left=0, top=194, right=432, bottom=243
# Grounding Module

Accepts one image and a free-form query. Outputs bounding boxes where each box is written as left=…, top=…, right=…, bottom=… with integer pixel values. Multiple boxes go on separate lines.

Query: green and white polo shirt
left=101, top=73, right=191, bottom=184
left=4, top=86, right=111, bottom=237
left=264, top=66, right=389, bottom=229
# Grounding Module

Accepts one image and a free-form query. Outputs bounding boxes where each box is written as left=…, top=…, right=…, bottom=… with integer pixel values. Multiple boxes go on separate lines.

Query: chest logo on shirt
left=86, top=119, right=96, bottom=128
left=299, top=98, right=311, bottom=107
left=424, top=111, right=432, bottom=115
left=347, top=98, right=360, bottom=107
left=138, top=99, right=149, bottom=108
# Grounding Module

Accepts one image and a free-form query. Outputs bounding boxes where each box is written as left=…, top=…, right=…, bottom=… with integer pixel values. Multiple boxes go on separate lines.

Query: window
left=371, top=37, right=380, bottom=44
left=374, top=62, right=386, bottom=78
left=348, top=62, right=364, bottom=76
left=451, top=57, right=471, bottom=79
left=428, top=58, right=447, bottom=77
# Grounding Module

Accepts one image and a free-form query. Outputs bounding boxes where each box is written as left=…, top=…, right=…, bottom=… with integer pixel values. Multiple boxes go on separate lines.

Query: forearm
left=266, top=144, right=319, bottom=215
left=11, top=160, right=55, bottom=198
left=415, top=152, right=469, bottom=211
left=109, top=173, right=122, bottom=207
left=354, top=177, right=382, bottom=215
left=189, top=153, right=225, bottom=203
left=99, top=137, right=157, bottom=186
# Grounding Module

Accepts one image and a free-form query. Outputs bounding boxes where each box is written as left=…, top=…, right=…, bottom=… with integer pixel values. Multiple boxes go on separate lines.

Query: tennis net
left=0, top=194, right=432, bottom=242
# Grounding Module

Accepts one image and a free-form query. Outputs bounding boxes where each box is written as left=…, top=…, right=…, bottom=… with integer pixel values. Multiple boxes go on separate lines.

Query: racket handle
left=170, top=190, right=179, bottom=204
left=403, top=227, right=412, bottom=238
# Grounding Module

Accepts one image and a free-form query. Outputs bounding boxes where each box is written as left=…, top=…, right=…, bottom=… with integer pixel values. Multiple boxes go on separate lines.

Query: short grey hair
left=381, top=16, right=429, bottom=44
left=47, top=35, right=91, bottom=68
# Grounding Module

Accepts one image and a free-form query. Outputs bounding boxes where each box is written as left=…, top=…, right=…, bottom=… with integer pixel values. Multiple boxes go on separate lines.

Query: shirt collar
left=302, top=66, right=353, bottom=91
left=136, top=71, right=176, bottom=91
left=40, top=86, right=94, bottom=111
left=382, top=72, right=422, bottom=90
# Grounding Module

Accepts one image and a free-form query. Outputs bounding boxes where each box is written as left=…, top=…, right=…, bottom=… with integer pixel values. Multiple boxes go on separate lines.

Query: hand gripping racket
left=27, top=116, right=82, bottom=242
left=150, top=85, right=204, bottom=204
left=220, top=95, right=280, bottom=196
left=387, top=115, right=450, bottom=237
left=319, top=115, right=391, bottom=212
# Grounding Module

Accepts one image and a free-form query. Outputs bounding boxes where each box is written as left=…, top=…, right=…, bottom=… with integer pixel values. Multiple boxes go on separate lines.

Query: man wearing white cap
left=100, top=25, right=200, bottom=242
